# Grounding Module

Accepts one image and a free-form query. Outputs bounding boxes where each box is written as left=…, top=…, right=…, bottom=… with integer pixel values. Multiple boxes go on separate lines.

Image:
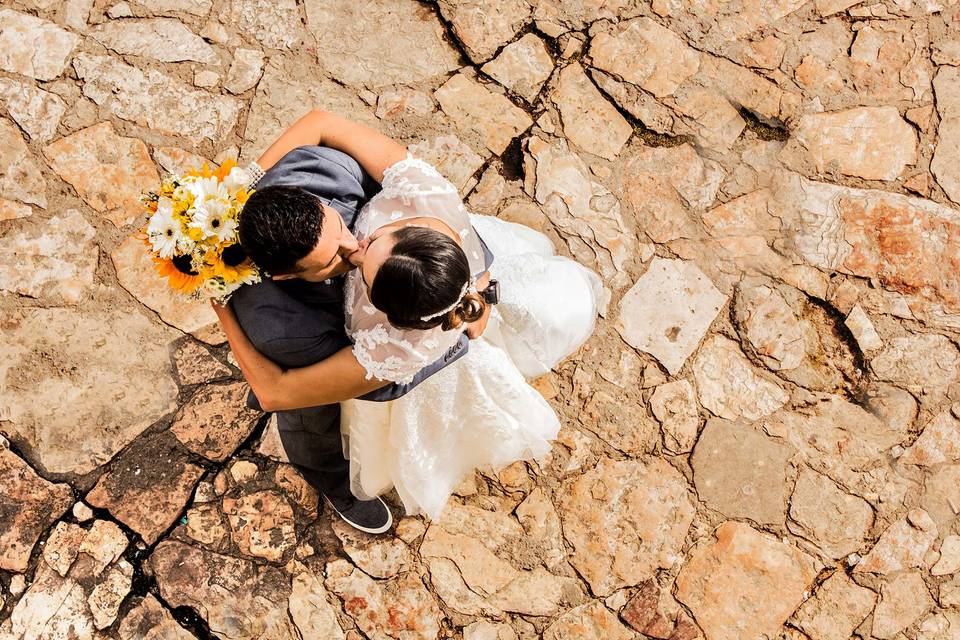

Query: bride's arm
left=212, top=303, right=389, bottom=410
left=257, top=110, right=407, bottom=180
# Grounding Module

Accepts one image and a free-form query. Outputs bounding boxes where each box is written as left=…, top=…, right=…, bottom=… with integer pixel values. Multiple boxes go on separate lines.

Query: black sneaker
left=325, top=494, right=393, bottom=534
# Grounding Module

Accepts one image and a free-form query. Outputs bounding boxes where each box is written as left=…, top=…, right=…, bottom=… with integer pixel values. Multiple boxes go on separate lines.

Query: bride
left=214, top=113, right=601, bottom=519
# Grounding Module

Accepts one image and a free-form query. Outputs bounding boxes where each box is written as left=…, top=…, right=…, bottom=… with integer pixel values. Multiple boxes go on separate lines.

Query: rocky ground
left=2, top=0, right=960, bottom=638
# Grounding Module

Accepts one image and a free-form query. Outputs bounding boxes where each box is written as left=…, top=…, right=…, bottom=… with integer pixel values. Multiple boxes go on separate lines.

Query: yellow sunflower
left=154, top=255, right=205, bottom=294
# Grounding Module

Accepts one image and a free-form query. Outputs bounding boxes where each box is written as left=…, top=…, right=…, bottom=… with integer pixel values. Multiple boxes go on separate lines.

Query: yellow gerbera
left=154, top=255, right=205, bottom=294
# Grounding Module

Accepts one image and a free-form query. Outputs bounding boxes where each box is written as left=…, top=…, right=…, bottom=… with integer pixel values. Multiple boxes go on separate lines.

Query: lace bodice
left=344, top=156, right=486, bottom=384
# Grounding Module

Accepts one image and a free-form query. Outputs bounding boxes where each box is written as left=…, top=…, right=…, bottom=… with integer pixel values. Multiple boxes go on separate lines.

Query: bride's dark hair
left=370, top=226, right=486, bottom=331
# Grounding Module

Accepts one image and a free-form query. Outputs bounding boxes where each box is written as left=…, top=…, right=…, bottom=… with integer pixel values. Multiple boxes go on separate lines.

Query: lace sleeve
left=376, top=156, right=487, bottom=275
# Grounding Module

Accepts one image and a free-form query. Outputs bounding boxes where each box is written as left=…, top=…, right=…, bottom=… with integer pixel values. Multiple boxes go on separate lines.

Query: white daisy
left=222, top=166, right=251, bottom=194
left=190, top=198, right=237, bottom=243
left=147, top=198, right=183, bottom=258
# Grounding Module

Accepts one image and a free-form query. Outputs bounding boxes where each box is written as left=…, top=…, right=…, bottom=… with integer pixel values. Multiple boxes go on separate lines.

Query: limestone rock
left=376, top=88, right=435, bottom=120
left=872, top=333, right=960, bottom=393
left=409, top=135, right=486, bottom=195
left=119, top=594, right=198, bottom=640
left=0, top=209, right=98, bottom=304
left=138, top=0, right=212, bottom=15
left=183, top=502, right=228, bottom=548
left=89, top=18, right=217, bottom=63
left=436, top=0, right=531, bottom=63
left=325, top=559, right=442, bottom=640
left=525, top=136, right=634, bottom=287
left=0, top=9, right=79, bottom=81
left=331, top=518, right=412, bottom=578
left=151, top=540, right=299, bottom=639
left=590, top=17, right=700, bottom=98
left=792, top=571, right=876, bottom=640
left=43, top=122, right=159, bottom=228
left=855, top=509, right=938, bottom=575
left=0, top=199, right=31, bottom=221
left=305, top=0, right=460, bottom=87
left=676, top=521, right=819, bottom=640
left=789, top=467, right=874, bottom=559
left=616, top=258, right=726, bottom=375
left=650, top=379, right=700, bottom=453
left=692, top=335, right=788, bottom=421
left=170, top=382, right=261, bottom=461
left=86, top=433, right=206, bottom=544
left=241, top=56, right=377, bottom=162
left=581, top=390, right=660, bottom=456
left=785, top=107, right=918, bottom=181
left=734, top=284, right=805, bottom=371
left=0, top=447, right=73, bottom=572
left=921, top=464, right=960, bottom=528
left=515, top=488, right=566, bottom=570
left=621, top=579, right=702, bottom=639
left=0, top=78, right=66, bottom=142
left=0, top=303, right=179, bottom=475
left=435, top=74, right=533, bottom=155
left=172, top=340, right=232, bottom=385
left=0, top=118, right=47, bottom=208
left=224, top=489, right=297, bottom=562
left=463, top=621, right=518, bottom=640
left=549, top=63, right=632, bottom=160
left=933, top=536, right=960, bottom=576
left=901, top=409, right=960, bottom=467
left=288, top=571, right=346, bottom=640
left=560, top=458, right=695, bottom=597
left=481, top=33, right=553, bottom=102
left=915, top=612, right=960, bottom=640
left=88, top=559, right=133, bottom=629
left=224, top=47, right=265, bottom=94
left=111, top=235, right=223, bottom=342
left=153, top=146, right=211, bottom=176
left=74, top=53, right=242, bottom=143
left=844, top=305, right=884, bottom=352
left=872, top=572, right=934, bottom=639
left=542, top=601, right=634, bottom=640
left=931, top=63, right=960, bottom=203
left=226, top=0, right=302, bottom=49
left=692, top=418, right=795, bottom=525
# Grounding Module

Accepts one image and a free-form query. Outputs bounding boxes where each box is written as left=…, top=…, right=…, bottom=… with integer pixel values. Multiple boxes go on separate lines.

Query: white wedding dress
left=340, top=156, right=602, bottom=519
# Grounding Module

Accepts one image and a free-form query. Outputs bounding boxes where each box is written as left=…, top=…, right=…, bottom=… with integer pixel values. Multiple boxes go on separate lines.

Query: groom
left=230, top=111, right=491, bottom=534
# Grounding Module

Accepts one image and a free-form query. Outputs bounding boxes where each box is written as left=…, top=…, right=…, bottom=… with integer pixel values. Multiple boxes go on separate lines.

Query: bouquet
left=142, top=160, right=260, bottom=302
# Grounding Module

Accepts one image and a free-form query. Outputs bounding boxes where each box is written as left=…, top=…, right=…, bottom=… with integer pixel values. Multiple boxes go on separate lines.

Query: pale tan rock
left=785, top=107, right=918, bottom=181
left=107, top=1, right=134, bottom=17
left=223, top=490, right=297, bottom=562
left=933, top=67, right=960, bottom=204
left=542, top=601, right=634, bottom=640
left=170, top=383, right=261, bottom=461
left=0, top=118, right=47, bottom=209
left=289, top=571, right=346, bottom=640
left=88, top=559, right=133, bottom=629
left=0, top=9, right=79, bottom=81
left=409, top=135, right=486, bottom=195
left=325, top=559, right=442, bottom=640
left=0, top=78, right=66, bottom=142
left=515, top=488, right=566, bottom=570
left=172, top=340, right=232, bottom=386
left=872, top=333, right=960, bottom=393
left=331, top=518, right=412, bottom=578
left=855, top=510, right=938, bottom=574
left=849, top=21, right=932, bottom=104
left=698, top=54, right=796, bottom=122
left=256, top=415, right=289, bottom=463
left=437, top=0, right=531, bottom=62
left=241, top=56, right=377, bottom=162
left=463, top=621, right=518, bottom=640
left=933, top=536, right=960, bottom=576
left=692, top=419, right=795, bottom=524
left=589, top=17, right=700, bottom=98
left=709, top=0, right=808, bottom=40
left=617, top=258, right=726, bottom=375
left=622, top=143, right=723, bottom=244
left=581, top=389, right=660, bottom=455
left=650, top=379, right=700, bottom=453
left=89, top=18, right=217, bottom=63
left=549, top=62, right=631, bottom=160
left=0, top=303, right=179, bottom=475
left=305, top=0, right=460, bottom=87
left=901, top=410, right=960, bottom=466
left=376, top=88, right=435, bottom=120
left=873, top=572, right=934, bottom=638
left=0, top=209, right=97, bottom=304
left=184, top=502, right=227, bottom=547
left=560, top=457, right=695, bottom=597
left=119, top=594, right=198, bottom=640
left=229, top=459, right=258, bottom=483
left=734, top=35, right=786, bottom=69
left=436, top=73, right=533, bottom=155
left=193, top=70, right=219, bottom=88
left=0, top=199, right=32, bottom=221
left=138, top=0, right=212, bottom=15
left=915, top=611, right=960, bottom=640
left=44, top=123, right=159, bottom=228
left=789, top=467, right=874, bottom=559
left=5, top=565, right=94, bottom=639
left=792, top=571, right=876, bottom=640
left=815, top=0, right=862, bottom=14
left=78, top=520, right=129, bottom=576
left=224, top=47, right=265, bottom=94
left=525, top=136, right=634, bottom=287
left=590, top=68, right=680, bottom=135
left=671, top=84, right=747, bottom=150
left=482, top=33, right=553, bottom=102
left=904, top=172, right=932, bottom=196
left=74, top=53, right=242, bottom=143
left=692, top=335, right=788, bottom=421
left=111, top=235, right=224, bottom=343
left=845, top=304, right=883, bottom=352
left=675, top=521, right=819, bottom=640
left=153, top=147, right=211, bottom=176
left=226, top=0, right=302, bottom=49
left=735, top=284, right=805, bottom=370
left=922, top=464, right=960, bottom=527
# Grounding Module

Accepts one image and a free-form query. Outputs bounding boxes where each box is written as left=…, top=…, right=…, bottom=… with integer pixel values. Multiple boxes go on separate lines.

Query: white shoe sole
left=325, top=496, right=393, bottom=534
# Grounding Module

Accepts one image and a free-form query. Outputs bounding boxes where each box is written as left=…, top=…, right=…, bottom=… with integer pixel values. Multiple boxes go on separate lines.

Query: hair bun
left=443, top=291, right=485, bottom=330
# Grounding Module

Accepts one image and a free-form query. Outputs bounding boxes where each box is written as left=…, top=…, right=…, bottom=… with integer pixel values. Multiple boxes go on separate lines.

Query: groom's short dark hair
left=239, top=185, right=325, bottom=275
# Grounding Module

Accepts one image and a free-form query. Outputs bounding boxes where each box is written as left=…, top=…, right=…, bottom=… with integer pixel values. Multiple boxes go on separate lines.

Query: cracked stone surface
left=6, top=3, right=960, bottom=638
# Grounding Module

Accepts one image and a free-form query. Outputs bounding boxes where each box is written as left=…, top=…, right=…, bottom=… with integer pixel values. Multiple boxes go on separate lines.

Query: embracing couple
left=212, top=110, right=602, bottom=534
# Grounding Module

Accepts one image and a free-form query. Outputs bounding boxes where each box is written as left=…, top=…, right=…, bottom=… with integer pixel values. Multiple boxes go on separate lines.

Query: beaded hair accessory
left=420, top=278, right=477, bottom=322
